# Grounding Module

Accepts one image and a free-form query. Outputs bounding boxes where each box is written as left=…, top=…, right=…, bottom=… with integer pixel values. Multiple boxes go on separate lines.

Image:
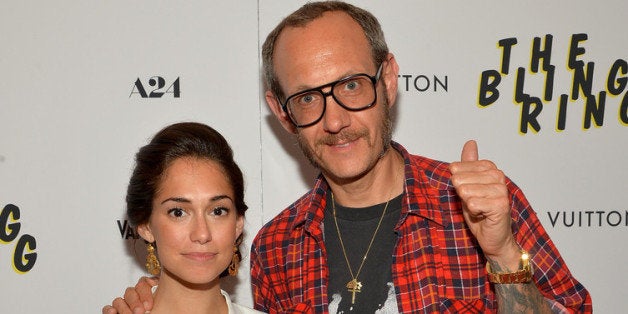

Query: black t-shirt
left=324, top=193, right=402, bottom=313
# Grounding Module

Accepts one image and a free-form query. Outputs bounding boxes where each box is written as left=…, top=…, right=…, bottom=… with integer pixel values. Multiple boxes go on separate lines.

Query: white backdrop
left=1, top=1, right=625, bottom=313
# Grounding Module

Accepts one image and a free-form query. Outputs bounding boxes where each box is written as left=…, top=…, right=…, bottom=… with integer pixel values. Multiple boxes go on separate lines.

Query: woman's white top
left=149, top=286, right=264, bottom=314
left=221, top=290, right=265, bottom=314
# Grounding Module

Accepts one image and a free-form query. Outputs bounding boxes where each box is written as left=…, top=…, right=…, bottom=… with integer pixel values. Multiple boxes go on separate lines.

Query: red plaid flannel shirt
left=250, top=142, right=592, bottom=313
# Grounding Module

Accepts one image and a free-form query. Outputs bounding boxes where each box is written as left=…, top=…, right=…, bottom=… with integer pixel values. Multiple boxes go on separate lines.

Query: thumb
left=461, top=140, right=479, bottom=162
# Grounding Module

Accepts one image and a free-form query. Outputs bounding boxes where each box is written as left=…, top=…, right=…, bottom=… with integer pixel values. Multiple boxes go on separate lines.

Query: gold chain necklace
left=331, top=192, right=390, bottom=305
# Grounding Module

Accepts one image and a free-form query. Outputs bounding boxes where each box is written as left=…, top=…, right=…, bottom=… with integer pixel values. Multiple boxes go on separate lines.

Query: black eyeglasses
left=281, top=64, right=383, bottom=127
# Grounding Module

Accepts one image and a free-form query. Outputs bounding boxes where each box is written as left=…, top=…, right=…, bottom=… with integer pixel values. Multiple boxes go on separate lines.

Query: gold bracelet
left=486, top=250, right=532, bottom=284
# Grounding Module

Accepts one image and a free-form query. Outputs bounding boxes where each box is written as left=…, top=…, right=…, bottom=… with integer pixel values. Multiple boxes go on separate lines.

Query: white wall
left=1, top=1, right=625, bottom=312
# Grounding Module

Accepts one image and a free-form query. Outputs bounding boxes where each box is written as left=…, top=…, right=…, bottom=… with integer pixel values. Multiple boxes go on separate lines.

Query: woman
left=124, top=122, right=262, bottom=314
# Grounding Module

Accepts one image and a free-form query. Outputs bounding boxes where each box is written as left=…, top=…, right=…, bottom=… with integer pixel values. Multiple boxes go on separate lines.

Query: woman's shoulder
left=231, top=302, right=265, bottom=314
left=221, top=290, right=266, bottom=314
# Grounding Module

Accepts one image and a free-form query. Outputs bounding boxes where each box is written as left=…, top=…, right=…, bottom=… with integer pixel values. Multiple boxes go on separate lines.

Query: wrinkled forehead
left=273, top=12, right=374, bottom=93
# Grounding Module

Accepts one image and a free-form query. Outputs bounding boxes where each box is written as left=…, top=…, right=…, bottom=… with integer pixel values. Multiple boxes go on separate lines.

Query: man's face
left=270, top=11, right=395, bottom=183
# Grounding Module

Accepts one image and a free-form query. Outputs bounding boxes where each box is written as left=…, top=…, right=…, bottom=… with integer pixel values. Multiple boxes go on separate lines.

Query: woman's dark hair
left=126, top=122, right=247, bottom=277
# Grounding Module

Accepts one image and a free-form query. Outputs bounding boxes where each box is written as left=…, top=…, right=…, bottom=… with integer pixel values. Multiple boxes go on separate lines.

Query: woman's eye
left=167, top=208, right=185, bottom=218
left=212, top=207, right=229, bottom=216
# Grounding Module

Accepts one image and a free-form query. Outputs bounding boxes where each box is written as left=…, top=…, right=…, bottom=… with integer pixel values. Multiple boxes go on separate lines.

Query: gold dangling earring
left=145, top=242, right=161, bottom=276
left=228, top=245, right=240, bottom=276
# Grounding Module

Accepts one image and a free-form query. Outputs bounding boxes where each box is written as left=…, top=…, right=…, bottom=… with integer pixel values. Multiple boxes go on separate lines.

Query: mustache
left=317, top=128, right=369, bottom=146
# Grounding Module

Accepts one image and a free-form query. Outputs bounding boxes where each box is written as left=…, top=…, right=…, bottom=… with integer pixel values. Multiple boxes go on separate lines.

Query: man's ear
left=265, top=90, right=297, bottom=134
left=137, top=223, right=155, bottom=243
left=381, top=53, right=400, bottom=107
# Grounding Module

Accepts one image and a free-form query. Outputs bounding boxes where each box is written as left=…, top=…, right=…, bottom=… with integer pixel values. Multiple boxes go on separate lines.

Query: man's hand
left=449, top=140, right=520, bottom=269
left=102, top=276, right=159, bottom=314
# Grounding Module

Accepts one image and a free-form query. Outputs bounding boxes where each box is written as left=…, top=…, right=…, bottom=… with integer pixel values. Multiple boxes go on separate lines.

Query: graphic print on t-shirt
left=329, top=282, right=398, bottom=313
left=324, top=194, right=402, bottom=313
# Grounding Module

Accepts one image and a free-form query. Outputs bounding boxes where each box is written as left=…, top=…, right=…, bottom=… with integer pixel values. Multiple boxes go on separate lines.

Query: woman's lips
left=183, top=252, right=217, bottom=261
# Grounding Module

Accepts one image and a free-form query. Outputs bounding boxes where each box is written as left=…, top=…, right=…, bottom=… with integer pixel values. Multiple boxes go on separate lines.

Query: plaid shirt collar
left=292, top=141, right=448, bottom=236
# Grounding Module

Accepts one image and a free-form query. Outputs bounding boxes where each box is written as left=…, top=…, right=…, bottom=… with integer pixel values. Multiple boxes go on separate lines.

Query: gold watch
left=486, top=250, right=532, bottom=284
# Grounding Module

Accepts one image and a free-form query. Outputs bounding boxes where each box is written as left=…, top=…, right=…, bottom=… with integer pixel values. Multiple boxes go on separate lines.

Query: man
left=104, top=1, right=591, bottom=313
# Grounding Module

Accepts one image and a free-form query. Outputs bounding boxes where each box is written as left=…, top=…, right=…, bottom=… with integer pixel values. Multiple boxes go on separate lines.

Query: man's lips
left=322, top=133, right=362, bottom=147
left=330, top=140, right=351, bottom=148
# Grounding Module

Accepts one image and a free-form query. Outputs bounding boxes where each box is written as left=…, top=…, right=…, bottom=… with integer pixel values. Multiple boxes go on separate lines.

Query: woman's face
left=138, top=157, right=244, bottom=286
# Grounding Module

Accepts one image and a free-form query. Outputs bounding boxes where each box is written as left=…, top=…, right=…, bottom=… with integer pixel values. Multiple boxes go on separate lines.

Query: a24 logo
left=130, top=76, right=181, bottom=98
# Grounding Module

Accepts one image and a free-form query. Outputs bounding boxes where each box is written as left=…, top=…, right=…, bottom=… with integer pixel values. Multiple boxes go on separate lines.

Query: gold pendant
left=346, top=279, right=362, bottom=304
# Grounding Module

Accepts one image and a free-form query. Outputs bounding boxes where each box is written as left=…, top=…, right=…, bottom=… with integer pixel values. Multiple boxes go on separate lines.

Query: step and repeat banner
left=1, top=1, right=625, bottom=312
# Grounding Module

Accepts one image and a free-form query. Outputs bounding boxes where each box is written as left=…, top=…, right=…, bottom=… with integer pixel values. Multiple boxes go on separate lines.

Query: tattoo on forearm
left=490, top=261, right=554, bottom=314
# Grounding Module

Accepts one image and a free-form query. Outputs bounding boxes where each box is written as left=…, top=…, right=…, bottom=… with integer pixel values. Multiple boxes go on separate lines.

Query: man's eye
left=341, top=78, right=364, bottom=92
left=345, top=80, right=359, bottom=90
left=302, top=94, right=313, bottom=103
left=297, top=92, right=320, bottom=105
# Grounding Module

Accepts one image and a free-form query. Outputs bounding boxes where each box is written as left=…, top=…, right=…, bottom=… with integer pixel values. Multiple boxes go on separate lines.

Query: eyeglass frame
left=280, top=63, right=384, bottom=128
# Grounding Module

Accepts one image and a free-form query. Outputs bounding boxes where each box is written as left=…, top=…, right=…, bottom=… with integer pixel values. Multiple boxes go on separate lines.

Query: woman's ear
left=137, top=223, right=155, bottom=243
left=235, top=215, right=244, bottom=239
